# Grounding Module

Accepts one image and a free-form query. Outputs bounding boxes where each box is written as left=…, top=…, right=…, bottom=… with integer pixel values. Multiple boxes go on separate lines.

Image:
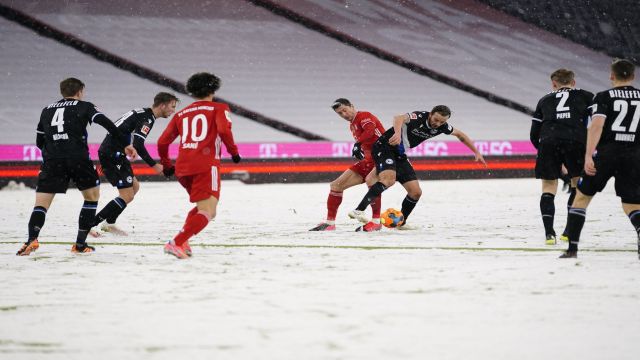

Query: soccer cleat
left=545, top=234, right=557, bottom=245
left=100, top=223, right=128, bottom=236
left=355, top=221, right=382, bottom=232
left=182, top=241, right=192, bottom=257
left=16, top=239, right=39, bottom=256
left=559, top=234, right=569, bottom=242
left=71, top=243, right=95, bottom=253
left=397, top=223, right=418, bottom=231
left=309, top=223, right=336, bottom=231
left=559, top=250, right=578, bottom=259
left=164, top=242, right=189, bottom=259
left=348, top=210, right=369, bottom=224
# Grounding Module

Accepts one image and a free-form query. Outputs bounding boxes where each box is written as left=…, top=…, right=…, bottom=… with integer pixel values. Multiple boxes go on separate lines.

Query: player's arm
left=352, top=121, right=378, bottom=160
left=584, top=115, right=605, bottom=176
left=216, top=106, right=241, bottom=163
left=530, top=101, right=543, bottom=149
left=451, top=128, right=487, bottom=166
left=388, top=114, right=410, bottom=146
left=88, top=105, right=137, bottom=159
left=157, top=116, right=180, bottom=173
left=132, top=121, right=161, bottom=173
left=36, top=116, right=45, bottom=150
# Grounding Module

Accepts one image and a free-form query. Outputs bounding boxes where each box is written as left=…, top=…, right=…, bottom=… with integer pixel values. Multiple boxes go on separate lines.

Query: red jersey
left=349, top=111, right=385, bottom=160
left=158, top=100, right=239, bottom=176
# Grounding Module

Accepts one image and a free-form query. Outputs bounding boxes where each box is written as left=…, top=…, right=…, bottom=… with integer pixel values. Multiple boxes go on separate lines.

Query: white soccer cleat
left=348, top=210, right=369, bottom=224
left=100, top=223, right=129, bottom=236
left=397, top=223, right=419, bottom=231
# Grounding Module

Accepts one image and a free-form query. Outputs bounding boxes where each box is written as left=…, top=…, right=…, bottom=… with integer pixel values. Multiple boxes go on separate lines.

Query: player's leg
left=396, top=160, right=420, bottom=230
left=94, top=155, right=135, bottom=235
left=350, top=169, right=395, bottom=223
left=560, top=190, right=593, bottom=258
left=540, top=179, right=558, bottom=244
left=70, top=159, right=102, bottom=253
left=560, top=140, right=586, bottom=241
left=622, top=203, right=640, bottom=260
left=618, top=152, right=640, bottom=259
left=310, top=168, right=363, bottom=231
left=355, top=167, right=383, bottom=232
left=17, top=192, right=55, bottom=256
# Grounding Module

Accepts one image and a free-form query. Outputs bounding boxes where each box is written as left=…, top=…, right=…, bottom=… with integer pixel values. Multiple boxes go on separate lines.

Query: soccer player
left=92, top=92, right=178, bottom=235
left=309, top=98, right=385, bottom=232
left=17, top=78, right=137, bottom=256
left=157, top=72, right=241, bottom=259
left=561, top=59, right=640, bottom=259
left=348, top=105, right=486, bottom=229
left=530, top=69, right=593, bottom=245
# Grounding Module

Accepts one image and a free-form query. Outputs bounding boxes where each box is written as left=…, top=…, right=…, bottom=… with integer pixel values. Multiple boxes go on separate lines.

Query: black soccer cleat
left=559, top=250, right=578, bottom=259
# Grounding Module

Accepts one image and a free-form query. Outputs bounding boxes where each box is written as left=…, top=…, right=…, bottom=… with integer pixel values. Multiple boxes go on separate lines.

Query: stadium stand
left=1, top=0, right=535, bottom=143
left=478, top=0, right=640, bottom=63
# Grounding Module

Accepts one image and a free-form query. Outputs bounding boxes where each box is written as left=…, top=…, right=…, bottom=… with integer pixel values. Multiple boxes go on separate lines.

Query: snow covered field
left=1, top=178, right=639, bottom=360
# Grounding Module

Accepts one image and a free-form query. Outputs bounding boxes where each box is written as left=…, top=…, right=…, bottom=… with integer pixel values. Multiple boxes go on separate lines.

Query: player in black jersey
left=561, top=59, right=640, bottom=259
left=348, top=105, right=486, bottom=229
left=17, top=78, right=137, bottom=256
left=530, top=69, right=593, bottom=245
left=91, top=92, right=178, bottom=236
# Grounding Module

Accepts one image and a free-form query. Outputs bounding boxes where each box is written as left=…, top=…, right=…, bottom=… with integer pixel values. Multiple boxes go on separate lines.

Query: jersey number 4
left=51, top=108, right=65, bottom=132
left=611, top=100, right=640, bottom=133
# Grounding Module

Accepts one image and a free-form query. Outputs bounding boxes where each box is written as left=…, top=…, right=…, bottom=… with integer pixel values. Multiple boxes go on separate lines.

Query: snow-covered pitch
left=1, top=178, right=639, bottom=360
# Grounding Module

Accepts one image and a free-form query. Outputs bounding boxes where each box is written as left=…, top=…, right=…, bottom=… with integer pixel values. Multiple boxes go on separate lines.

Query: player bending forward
left=92, top=92, right=178, bottom=236
left=309, top=98, right=385, bottom=232
left=157, top=72, right=241, bottom=259
left=349, top=105, right=486, bottom=229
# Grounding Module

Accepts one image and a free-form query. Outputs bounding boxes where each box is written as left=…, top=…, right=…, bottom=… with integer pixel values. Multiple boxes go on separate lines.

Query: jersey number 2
left=182, top=114, right=208, bottom=142
left=555, top=92, right=570, bottom=112
left=51, top=108, right=65, bottom=132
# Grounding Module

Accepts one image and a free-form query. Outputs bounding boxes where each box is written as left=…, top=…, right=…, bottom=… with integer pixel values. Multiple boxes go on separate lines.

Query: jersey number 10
left=182, top=114, right=208, bottom=143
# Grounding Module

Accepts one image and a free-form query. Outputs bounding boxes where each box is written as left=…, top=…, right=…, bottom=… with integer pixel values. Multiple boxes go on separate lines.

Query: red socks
left=370, top=194, right=381, bottom=219
left=326, top=191, right=343, bottom=221
left=174, top=210, right=210, bottom=246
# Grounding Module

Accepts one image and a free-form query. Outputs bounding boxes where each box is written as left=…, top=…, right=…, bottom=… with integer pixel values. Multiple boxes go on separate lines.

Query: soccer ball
left=380, top=208, right=404, bottom=228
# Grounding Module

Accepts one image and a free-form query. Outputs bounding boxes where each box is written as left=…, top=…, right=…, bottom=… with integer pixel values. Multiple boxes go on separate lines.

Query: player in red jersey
left=309, top=98, right=386, bottom=232
left=157, top=72, right=241, bottom=259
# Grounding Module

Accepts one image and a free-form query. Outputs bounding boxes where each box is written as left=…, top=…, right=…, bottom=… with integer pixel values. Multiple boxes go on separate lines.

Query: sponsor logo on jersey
left=141, top=125, right=151, bottom=135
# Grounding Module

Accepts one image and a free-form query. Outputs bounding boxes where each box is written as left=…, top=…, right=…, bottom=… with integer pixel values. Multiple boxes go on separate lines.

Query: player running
left=348, top=105, right=486, bottom=229
left=17, top=77, right=137, bottom=256
left=91, top=92, right=178, bottom=236
left=530, top=69, right=593, bottom=245
left=157, top=72, right=241, bottom=259
left=309, top=98, right=385, bottom=232
left=561, top=59, right=640, bottom=259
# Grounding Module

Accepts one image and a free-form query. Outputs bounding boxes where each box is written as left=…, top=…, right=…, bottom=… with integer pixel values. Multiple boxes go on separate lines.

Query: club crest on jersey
left=141, top=125, right=151, bottom=135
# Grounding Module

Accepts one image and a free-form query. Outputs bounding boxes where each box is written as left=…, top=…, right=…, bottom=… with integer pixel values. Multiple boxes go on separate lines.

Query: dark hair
left=550, top=68, right=575, bottom=85
left=153, top=92, right=179, bottom=107
left=430, top=105, right=451, bottom=118
left=331, top=98, right=352, bottom=110
left=60, top=77, right=85, bottom=97
left=611, top=59, right=635, bottom=81
left=186, top=72, right=221, bottom=98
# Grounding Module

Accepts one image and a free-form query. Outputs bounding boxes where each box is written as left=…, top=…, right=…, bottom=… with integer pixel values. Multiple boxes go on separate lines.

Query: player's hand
left=152, top=163, right=163, bottom=175
left=124, top=145, right=138, bottom=160
left=162, top=166, right=175, bottom=177
left=232, top=154, right=242, bottom=163
left=351, top=142, right=365, bottom=160
left=474, top=152, right=487, bottom=167
left=388, top=133, right=401, bottom=146
left=584, top=156, right=596, bottom=176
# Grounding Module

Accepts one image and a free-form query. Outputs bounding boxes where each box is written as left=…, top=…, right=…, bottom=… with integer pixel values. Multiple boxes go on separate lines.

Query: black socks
left=565, top=207, right=586, bottom=251
left=401, top=195, right=419, bottom=222
left=94, top=197, right=127, bottom=226
left=27, top=206, right=47, bottom=242
left=77, top=201, right=98, bottom=244
left=356, top=182, right=387, bottom=211
left=540, top=193, right=556, bottom=236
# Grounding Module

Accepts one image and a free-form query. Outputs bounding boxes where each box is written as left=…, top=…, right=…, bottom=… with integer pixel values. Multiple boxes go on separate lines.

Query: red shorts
left=177, top=166, right=221, bottom=202
left=349, top=159, right=375, bottom=179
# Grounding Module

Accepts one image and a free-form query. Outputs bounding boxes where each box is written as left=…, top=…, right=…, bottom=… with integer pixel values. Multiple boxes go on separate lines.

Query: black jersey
left=591, top=86, right=640, bottom=150
left=99, top=108, right=157, bottom=166
left=531, top=88, right=593, bottom=145
left=37, top=99, right=105, bottom=160
left=379, top=111, right=453, bottom=154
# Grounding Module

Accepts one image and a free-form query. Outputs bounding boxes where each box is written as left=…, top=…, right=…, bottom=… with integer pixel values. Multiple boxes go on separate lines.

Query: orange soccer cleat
left=16, top=239, right=40, bottom=256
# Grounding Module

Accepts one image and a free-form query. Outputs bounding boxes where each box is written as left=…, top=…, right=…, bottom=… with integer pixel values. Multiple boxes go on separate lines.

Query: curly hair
left=186, top=72, right=221, bottom=98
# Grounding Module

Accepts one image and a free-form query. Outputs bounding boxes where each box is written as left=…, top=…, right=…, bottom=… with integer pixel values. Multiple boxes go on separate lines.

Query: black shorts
left=535, top=138, right=585, bottom=180
left=36, top=158, right=100, bottom=193
left=99, top=151, right=134, bottom=189
left=578, top=147, right=640, bottom=203
left=372, top=141, right=418, bottom=184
